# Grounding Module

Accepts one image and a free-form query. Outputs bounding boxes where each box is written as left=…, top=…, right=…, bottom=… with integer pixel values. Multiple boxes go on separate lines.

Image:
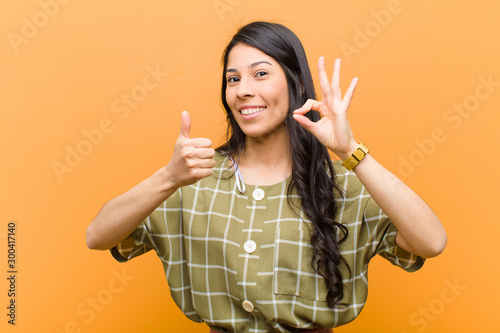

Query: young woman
left=87, top=22, right=446, bottom=332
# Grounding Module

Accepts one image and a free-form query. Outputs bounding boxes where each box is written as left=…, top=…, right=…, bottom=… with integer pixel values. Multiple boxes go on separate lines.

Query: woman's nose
left=236, top=78, right=254, bottom=98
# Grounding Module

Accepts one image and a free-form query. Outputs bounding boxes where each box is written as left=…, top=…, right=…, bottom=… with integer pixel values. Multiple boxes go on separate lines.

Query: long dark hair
left=217, top=21, right=350, bottom=308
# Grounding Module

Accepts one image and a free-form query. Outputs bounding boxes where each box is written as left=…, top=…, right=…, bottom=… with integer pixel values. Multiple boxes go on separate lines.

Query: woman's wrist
left=339, top=142, right=370, bottom=171
left=335, top=142, right=359, bottom=161
left=155, top=166, right=180, bottom=194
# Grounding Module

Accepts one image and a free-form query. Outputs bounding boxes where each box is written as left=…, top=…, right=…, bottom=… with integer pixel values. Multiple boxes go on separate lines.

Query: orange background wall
left=1, top=1, right=499, bottom=332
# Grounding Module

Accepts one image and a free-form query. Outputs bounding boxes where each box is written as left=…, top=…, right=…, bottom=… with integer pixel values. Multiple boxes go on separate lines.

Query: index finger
left=293, top=99, right=322, bottom=115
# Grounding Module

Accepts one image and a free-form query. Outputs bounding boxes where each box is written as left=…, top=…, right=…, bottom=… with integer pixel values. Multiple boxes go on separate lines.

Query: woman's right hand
left=164, top=111, right=216, bottom=189
left=87, top=111, right=215, bottom=250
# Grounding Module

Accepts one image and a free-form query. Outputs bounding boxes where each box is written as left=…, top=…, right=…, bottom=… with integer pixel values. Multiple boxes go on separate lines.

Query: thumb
left=179, top=111, right=191, bottom=139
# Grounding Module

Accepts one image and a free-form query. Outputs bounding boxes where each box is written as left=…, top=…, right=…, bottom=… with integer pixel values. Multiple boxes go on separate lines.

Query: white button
left=242, top=300, right=254, bottom=312
left=243, top=240, right=257, bottom=253
left=252, top=188, right=265, bottom=201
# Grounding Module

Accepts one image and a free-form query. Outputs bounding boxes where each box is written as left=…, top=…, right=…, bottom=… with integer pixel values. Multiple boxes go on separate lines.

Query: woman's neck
left=236, top=128, right=292, bottom=186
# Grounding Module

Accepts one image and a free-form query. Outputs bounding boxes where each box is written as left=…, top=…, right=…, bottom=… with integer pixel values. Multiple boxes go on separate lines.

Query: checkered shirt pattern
left=111, top=154, right=425, bottom=332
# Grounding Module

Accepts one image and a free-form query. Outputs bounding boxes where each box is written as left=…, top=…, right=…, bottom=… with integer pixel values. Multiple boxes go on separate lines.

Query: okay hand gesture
left=293, top=57, right=359, bottom=160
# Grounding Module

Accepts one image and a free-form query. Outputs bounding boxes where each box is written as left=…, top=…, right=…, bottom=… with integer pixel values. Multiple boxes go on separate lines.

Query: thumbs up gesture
left=165, top=111, right=216, bottom=188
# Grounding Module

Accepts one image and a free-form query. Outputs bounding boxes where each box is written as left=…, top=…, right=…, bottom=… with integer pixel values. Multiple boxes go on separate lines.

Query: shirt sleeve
left=364, top=196, right=425, bottom=272
left=109, top=189, right=183, bottom=263
left=109, top=222, right=156, bottom=263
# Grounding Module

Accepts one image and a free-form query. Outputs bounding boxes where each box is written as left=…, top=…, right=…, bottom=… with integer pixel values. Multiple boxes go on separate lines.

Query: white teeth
left=240, top=107, right=266, bottom=115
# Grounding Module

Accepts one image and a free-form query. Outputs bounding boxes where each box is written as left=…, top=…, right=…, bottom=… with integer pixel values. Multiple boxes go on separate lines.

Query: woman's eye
left=227, top=76, right=240, bottom=83
left=255, top=71, right=268, bottom=77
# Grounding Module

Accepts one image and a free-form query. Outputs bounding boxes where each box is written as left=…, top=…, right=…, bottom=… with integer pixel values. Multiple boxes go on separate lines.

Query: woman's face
left=225, top=44, right=289, bottom=140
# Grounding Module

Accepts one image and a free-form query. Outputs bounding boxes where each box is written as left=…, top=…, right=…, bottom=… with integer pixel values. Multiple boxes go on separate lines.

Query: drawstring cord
left=229, top=157, right=246, bottom=194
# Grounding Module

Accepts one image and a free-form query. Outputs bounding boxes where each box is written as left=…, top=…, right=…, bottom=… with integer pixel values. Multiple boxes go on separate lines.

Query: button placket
left=241, top=186, right=267, bottom=318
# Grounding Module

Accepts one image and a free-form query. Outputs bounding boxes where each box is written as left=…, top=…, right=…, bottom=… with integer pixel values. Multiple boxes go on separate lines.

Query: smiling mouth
left=240, top=107, right=266, bottom=115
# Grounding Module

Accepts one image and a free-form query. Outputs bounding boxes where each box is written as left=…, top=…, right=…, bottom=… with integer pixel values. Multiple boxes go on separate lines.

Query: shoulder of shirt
left=331, top=159, right=349, bottom=179
left=330, top=160, right=365, bottom=194
left=214, top=152, right=229, bottom=164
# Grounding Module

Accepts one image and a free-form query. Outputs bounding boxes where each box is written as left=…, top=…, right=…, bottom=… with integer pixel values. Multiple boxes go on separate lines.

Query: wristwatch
left=342, top=142, right=370, bottom=171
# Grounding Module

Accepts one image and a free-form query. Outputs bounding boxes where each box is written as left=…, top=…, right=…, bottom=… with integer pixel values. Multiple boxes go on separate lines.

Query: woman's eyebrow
left=226, top=60, right=272, bottom=74
left=249, top=60, right=272, bottom=68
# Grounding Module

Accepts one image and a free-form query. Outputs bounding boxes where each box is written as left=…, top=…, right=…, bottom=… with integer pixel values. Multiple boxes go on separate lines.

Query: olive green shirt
left=111, top=154, right=424, bottom=332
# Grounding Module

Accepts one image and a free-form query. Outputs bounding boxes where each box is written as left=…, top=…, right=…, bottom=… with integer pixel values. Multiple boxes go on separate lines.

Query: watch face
left=343, top=157, right=356, bottom=170
left=343, top=143, right=369, bottom=170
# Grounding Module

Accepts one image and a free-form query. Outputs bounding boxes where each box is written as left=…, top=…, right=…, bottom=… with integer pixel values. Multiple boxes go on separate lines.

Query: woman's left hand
left=293, top=57, right=359, bottom=160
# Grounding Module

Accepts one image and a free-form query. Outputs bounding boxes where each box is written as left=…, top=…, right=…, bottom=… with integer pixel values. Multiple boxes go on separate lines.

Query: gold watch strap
left=342, top=142, right=370, bottom=171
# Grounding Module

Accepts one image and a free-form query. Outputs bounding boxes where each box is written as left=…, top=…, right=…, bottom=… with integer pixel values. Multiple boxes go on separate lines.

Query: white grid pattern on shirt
left=112, top=154, right=425, bottom=332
